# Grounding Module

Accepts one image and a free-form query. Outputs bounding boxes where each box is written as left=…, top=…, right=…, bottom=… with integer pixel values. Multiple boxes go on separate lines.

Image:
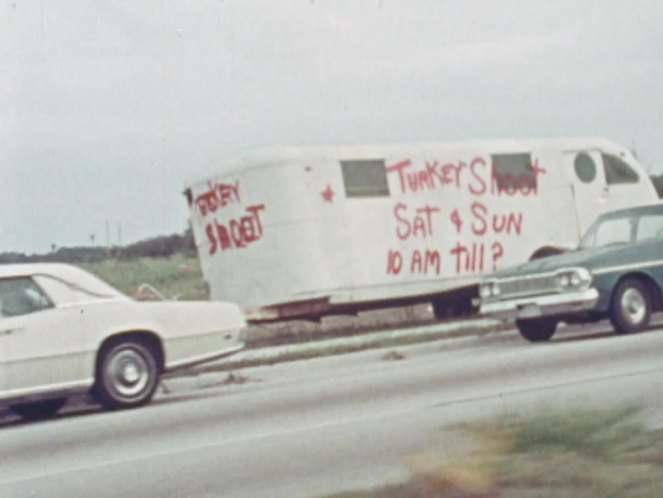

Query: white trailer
left=185, top=138, right=658, bottom=321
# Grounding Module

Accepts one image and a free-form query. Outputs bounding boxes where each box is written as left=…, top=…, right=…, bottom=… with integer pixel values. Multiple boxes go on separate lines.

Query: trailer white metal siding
left=186, top=139, right=657, bottom=318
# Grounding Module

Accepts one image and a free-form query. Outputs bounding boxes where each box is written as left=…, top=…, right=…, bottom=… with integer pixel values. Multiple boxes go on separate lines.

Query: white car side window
left=0, top=278, right=53, bottom=317
left=34, top=275, right=111, bottom=304
left=33, top=275, right=75, bottom=304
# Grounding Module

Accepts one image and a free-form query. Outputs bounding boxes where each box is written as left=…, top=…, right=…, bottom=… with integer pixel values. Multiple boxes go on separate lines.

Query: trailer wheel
left=515, top=319, right=558, bottom=342
left=432, top=289, right=477, bottom=320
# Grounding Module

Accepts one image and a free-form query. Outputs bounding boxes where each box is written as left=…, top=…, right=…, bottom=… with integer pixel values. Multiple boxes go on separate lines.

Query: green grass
left=81, top=255, right=208, bottom=300
left=508, top=405, right=644, bottom=458
left=318, top=406, right=663, bottom=498
left=80, top=256, right=507, bottom=366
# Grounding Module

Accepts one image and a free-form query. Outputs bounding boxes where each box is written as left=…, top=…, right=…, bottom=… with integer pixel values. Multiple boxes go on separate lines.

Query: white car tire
left=94, top=339, right=160, bottom=410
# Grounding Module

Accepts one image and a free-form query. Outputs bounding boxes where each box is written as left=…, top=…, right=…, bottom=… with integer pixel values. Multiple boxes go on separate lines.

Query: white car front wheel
left=94, top=340, right=160, bottom=410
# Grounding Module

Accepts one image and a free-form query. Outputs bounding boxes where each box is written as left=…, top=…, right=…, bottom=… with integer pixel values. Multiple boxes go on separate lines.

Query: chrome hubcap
left=123, top=363, right=140, bottom=383
left=621, top=288, right=646, bottom=325
left=107, top=349, right=150, bottom=397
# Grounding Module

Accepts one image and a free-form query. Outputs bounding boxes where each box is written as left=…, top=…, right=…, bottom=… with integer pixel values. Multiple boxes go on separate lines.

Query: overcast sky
left=2, top=0, right=662, bottom=253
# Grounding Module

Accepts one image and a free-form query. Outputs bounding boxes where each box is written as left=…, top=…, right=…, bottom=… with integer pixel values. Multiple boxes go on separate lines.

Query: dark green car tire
left=609, top=278, right=652, bottom=334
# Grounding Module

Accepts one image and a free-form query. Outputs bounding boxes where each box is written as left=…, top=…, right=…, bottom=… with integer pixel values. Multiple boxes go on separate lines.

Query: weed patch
left=317, top=406, right=663, bottom=498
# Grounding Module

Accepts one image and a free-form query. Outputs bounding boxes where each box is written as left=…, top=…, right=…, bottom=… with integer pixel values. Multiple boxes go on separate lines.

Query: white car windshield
left=579, top=208, right=663, bottom=249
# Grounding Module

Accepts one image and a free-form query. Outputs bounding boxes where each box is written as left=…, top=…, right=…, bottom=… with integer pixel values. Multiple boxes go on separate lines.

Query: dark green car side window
left=594, top=218, right=631, bottom=247
left=636, top=215, right=663, bottom=241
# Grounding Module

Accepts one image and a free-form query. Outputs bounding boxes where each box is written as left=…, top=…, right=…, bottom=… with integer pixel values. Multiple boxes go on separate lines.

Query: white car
left=0, top=263, right=246, bottom=419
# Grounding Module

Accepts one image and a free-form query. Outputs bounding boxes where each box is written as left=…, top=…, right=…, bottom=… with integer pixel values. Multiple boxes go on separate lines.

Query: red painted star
left=321, top=184, right=335, bottom=203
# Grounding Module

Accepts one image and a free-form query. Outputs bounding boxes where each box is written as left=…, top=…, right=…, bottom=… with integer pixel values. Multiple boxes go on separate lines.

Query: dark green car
left=479, top=204, right=663, bottom=342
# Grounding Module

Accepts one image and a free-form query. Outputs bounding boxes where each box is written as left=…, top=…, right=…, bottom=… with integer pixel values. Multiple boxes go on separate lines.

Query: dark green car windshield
left=579, top=207, right=663, bottom=249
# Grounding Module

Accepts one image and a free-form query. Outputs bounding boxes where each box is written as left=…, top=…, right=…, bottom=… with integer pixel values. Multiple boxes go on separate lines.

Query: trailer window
left=491, top=153, right=536, bottom=192
left=602, top=154, right=639, bottom=185
left=574, top=152, right=597, bottom=183
left=340, top=159, right=390, bottom=198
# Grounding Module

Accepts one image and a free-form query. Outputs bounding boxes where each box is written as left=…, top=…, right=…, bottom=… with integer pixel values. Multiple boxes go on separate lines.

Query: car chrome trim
left=591, top=259, right=663, bottom=276
left=482, top=267, right=591, bottom=300
left=165, top=344, right=245, bottom=372
left=480, top=288, right=599, bottom=320
left=0, top=350, right=95, bottom=366
left=0, top=379, right=94, bottom=403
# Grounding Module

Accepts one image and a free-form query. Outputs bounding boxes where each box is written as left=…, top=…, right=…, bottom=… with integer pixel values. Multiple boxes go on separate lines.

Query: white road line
left=0, top=406, right=420, bottom=487
left=2, top=365, right=662, bottom=488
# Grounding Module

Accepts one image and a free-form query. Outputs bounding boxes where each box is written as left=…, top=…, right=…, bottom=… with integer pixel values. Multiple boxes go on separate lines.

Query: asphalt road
left=2, top=324, right=663, bottom=498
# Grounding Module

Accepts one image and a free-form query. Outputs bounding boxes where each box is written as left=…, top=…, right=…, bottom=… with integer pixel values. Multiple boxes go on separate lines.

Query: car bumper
left=480, top=288, right=600, bottom=320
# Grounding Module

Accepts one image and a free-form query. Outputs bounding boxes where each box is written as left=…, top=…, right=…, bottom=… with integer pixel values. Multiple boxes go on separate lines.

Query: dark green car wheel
left=610, top=278, right=652, bottom=334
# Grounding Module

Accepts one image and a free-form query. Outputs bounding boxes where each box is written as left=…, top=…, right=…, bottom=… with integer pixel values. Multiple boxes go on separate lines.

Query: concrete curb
left=184, top=318, right=504, bottom=375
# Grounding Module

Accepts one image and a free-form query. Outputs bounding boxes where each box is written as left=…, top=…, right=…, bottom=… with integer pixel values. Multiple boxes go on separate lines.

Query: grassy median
left=82, top=255, right=208, bottom=300
left=320, top=406, right=663, bottom=498
left=83, top=256, right=507, bottom=368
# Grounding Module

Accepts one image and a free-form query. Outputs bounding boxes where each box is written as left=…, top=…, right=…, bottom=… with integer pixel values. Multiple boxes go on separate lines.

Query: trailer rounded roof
left=186, top=137, right=630, bottom=187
